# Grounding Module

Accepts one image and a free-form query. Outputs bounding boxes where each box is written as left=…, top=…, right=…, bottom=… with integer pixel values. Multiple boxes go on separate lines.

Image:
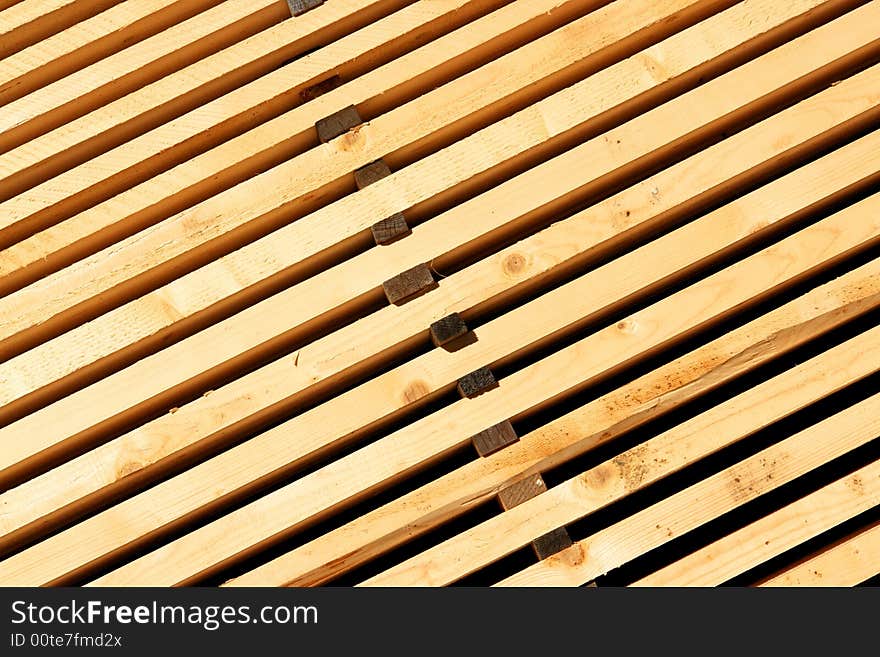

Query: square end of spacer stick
left=371, top=212, right=410, bottom=246
left=316, top=105, right=362, bottom=143
left=430, top=313, right=469, bottom=347
left=532, top=528, right=573, bottom=560
left=382, top=264, right=437, bottom=305
left=457, top=366, right=497, bottom=399
left=288, top=0, right=325, bottom=17
left=354, top=159, right=392, bottom=189
left=471, top=420, right=519, bottom=458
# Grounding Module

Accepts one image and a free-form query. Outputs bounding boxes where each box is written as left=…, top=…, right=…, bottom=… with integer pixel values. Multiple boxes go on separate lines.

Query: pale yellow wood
left=0, top=0, right=516, bottom=246
left=0, top=0, right=289, bottom=154
left=4, top=120, right=877, bottom=543
left=0, top=0, right=121, bottom=60
left=0, top=0, right=224, bottom=106
left=2, top=10, right=874, bottom=474
left=0, top=0, right=390, bottom=185
left=37, top=194, right=879, bottom=587
left=2, top=0, right=837, bottom=284
left=761, top=523, right=880, bottom=587
left=0, top=0, right=722, bottom=313
left=495, top=409, right=880, bottom=587
left=226, top=264, right=880, bottom=586
left=635, top=486, right=880, bottom=586
left=1, top=0, right=841, bottom=410
left=362, top=325, right=880, bottom=585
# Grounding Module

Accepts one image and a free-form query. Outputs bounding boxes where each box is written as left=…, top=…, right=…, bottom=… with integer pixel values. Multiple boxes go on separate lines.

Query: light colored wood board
left=0, top=0, right=290, bottom=155
left=761, top=522, right=880, bottom=587
left=0, top=0, right=404, bottom=187
left=0, top=0, right=518, bottom=247
left=1, top=0, right=845, bottom=409
left=0, top=0, right=729, bottom=310
left=634, top=482, right=880, bottom=586
left=2, top=13, right=874, bottom=469
left=3, top=0, right=844, bottom=288
left=24, top=194, right=874, bottom=587
left=4, top=120, right=877, bottom=542
left=495, top=410, right=880, bottom=587
left=0, top=0, right=122, bottom=60
left=0, top=0, right=227, bottom=106
left=225, top=265, right=880, bottom=586
left=361, top=325, right=880, bottom=585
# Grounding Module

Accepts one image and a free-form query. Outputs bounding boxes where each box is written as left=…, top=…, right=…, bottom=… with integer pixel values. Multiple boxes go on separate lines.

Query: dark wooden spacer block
left=430, top=312, right=468, bottom=347
left=532, top=527, right=573, bottom=560
left=287, top=0, right=325, bottom=17
left=371, top=212, right=410, bottom=246
left=498, top=475, right=545, bottom=511
left=354, top=159, right=392, bottom=189
left=457, top=366, right=497, bottom=399
left=470, top=420, right=519, bottom=458
left=315, top=105, right=362, bottom=143
left=382, top=263, right=437, bottom=305
left=300, top=75, right=341, bottom=102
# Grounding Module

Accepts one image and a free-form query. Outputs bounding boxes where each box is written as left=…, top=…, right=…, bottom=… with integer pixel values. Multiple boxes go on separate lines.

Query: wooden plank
left=225, top=265, right=880, bottom=586
left=14, top=193, right=872, bottom=587
left=360, top=325, right=880, bottom=585
left=495, top=408, right=880, bottom=586
left=3, top=92, right=877, bottom=539
left=0, top=0, right=228, bottom=106
left=634, top=484, right=880, bottom=586
left=761, top=522, right=880, bottom=587
left=0, top=0, right=726, bottom=296
left=1, top=0, right=843, bottom=409
left=0, top=0, right=290, bottom=155
left=0, top=0, right=520, bottom=246
left=0, top=0, right=122, bottom=60
left=1, top=4, right=872, bottom=461
left=0, top=0, right=409, bottom=191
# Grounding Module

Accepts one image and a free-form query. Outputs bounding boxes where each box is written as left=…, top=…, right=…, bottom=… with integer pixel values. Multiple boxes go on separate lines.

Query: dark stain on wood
left=300, top=74, right=342, bottom=102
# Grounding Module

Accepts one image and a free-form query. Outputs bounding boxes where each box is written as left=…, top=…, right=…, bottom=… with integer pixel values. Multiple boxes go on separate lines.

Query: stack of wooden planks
left=0, top=0, right=877, bottom=587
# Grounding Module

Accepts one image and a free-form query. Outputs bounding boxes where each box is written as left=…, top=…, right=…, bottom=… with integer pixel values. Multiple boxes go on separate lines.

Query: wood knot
left=616, top=319, right=638, bottom=334
left=403, top=380, right=431, bottom=403
left=116, top=461, right=143, bottom=480
left=502, top=253, right=527, bottom=276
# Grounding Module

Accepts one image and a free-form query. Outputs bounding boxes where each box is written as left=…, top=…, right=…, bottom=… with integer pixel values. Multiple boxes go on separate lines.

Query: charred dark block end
left=300, top=75, right=342, bottom=102
left=382, top=264, right=437, bottom=305
left=497, top=475, right=545, bottom=511
left=430, top=313, right=468, bottom=347
left=288, top=0, right=325, bottom=17
left=532, top=528, right=573, bottom=560
left=355, top=159, right=392, bottom=189
left=315, top=105, right=362, bottom=143
left=470, top=420, right=518, bottom=458
left=457, top=366, right=497, bottom=399
left=371, top=212, right=410, bottom=246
